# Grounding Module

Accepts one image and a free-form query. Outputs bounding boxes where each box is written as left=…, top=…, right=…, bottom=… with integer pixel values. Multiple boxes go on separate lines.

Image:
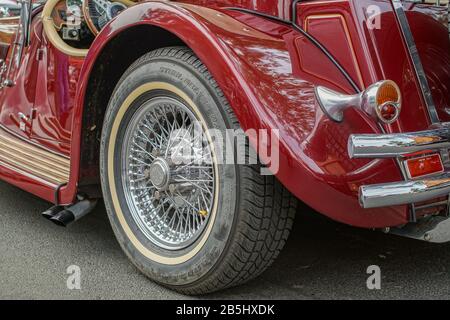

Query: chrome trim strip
left=0, top=124, right=69, bottom=159
left=349, top=126, right=450, bottom=158
left=392, top=0, right=440, bottom=123
left=360, top=173, right=450, bottom=208
left=0, top=159, right=56, bottom=188
left=0, top=127, right=70, bottom=184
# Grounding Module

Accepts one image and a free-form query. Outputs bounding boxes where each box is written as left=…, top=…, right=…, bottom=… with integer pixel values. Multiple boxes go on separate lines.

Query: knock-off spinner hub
left=123, top=98, right=215, bottom=250
left=148, top=158, right=171, bottom=190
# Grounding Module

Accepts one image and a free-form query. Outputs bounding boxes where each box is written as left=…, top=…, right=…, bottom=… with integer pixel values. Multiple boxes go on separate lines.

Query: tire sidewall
left=100, top=53, right=239, bottom=286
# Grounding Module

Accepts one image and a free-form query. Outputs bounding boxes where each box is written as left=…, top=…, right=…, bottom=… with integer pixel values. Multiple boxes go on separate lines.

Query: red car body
left=0, top=0, right=449, bottom=229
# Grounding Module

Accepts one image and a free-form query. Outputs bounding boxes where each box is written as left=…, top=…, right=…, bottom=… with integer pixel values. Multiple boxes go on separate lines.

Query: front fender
left=71, top=1, right=408, bottom=228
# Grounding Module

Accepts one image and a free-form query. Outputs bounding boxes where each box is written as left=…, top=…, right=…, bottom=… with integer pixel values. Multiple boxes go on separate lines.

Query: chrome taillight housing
left=361, top=80, right=402, bottom=124
left=315, top=80, right=402, bottom=124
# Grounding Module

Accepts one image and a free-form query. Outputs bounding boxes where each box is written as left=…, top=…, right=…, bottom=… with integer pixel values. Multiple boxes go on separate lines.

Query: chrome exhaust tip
left=42, top=199, right=98, bottom=227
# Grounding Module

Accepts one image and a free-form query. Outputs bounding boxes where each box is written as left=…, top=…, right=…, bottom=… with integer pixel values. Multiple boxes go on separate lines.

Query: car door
left=1, top=0, right=82, bottom=155
left=0, top=1, right=19, bottom=82
left=0, top=0, right=41, bottom=140
left=31, top=20, right=80, bottom=154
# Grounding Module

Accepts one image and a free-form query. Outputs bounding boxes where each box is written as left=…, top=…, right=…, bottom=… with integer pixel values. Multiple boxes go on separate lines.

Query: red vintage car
left=0, top=0, right=449, bottom=294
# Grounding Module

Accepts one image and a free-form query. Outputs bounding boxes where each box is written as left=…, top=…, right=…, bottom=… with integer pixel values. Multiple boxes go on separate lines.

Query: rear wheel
left=100, top=47, right=297, bottom=295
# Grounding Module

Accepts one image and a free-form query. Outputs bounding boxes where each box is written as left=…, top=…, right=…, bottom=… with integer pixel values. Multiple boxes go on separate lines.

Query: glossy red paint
left=178, top=0, right=293, bottom=20
left=0, top=160, right=58, bottom=203
left=0, top=8, right=82, bottom=154
left=0, top=15, right=40, bottom=141
left=405, top=2, right=450, bottom=122
left=70, top=1, right=407, bottom=227
left=0, top=0, right=448, bottom=228
left=0, top=7, right=81, bottom=201
left=31, top=47, right=83, bottom=155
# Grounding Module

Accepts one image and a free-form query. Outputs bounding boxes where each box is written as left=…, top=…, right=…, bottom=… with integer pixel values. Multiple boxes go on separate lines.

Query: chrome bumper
left=359, top=173, right=450, bottom=209
left=348, top=125, right=450, bottom=209
left=348, top=127, right=450, bottom=158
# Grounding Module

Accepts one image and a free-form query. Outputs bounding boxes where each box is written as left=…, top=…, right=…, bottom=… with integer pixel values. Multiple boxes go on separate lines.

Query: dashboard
left=51, top=0, right=82, bottom=30
left=50, top=0, right=127, bottom=48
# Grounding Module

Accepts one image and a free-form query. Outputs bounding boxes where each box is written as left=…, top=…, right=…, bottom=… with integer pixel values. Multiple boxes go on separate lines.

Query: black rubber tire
left=100, top=46, right=297, bottom=295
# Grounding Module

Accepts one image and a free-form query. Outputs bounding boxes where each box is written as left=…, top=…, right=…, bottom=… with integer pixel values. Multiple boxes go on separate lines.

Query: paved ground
left=1, top=180, right=450, bottom=300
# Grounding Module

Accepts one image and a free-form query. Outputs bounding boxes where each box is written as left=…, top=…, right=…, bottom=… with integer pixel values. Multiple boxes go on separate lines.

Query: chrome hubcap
left=148, top=158, right=171, bottom=190
left=122, top=96, right=216, bottom=250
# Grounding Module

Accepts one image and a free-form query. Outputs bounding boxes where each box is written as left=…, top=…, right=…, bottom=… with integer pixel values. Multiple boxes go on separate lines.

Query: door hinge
left=18, top=112, right=31, bottom=132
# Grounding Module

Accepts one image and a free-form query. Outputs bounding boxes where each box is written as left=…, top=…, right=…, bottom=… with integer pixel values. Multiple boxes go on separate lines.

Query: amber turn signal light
left=405, top=154, right=444, bottom=179
left=376, top=81, right=400, bottom=105
left=374, top=81, right=402, bottom=124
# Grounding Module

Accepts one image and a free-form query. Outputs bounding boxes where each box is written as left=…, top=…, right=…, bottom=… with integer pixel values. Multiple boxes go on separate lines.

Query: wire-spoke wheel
left=100, top=47, right=297, bottom=295
left=122, top=97, right=216, bottom=250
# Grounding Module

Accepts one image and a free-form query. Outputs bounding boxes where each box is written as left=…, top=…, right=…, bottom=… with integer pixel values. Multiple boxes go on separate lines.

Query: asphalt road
left=1, top=180, right=450, bottom=300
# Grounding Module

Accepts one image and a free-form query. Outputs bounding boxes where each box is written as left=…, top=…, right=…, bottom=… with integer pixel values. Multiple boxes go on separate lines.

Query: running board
left=0, top=127, right=70, bottom=185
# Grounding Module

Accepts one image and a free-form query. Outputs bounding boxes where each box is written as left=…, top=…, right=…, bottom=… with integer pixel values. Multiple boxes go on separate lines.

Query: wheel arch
left=76, top=24, right=186, bottom=193
left=66, top=1, right=407, bottom=228
left=71, top=2, right=262, bottom=197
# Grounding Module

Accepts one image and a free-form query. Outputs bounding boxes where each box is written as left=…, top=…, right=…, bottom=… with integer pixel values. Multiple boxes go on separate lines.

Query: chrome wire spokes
left=122, top=96, right=215, bottom=250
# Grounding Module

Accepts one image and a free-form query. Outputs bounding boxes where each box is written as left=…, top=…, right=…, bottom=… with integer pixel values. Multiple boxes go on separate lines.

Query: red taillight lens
left=378, top=102, right=400, bottom=122
left=405, top=154, right=444, bottom=179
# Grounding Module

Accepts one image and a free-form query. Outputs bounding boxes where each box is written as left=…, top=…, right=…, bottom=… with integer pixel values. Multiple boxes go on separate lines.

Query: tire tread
left=108, top=47, right=297, bottom=295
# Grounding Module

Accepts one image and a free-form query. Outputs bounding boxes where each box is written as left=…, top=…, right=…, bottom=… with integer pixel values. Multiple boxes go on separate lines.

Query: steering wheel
left=42, top=0, right=88, bottom=57
left=83, top=0, right=134, bottom=36
left=42, top=0, right=134, bottom=57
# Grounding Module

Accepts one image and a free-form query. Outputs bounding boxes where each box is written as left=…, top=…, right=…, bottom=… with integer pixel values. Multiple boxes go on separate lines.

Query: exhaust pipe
left=42, top=205, right=64, bottom=220
left=42, top=199, right=97, bottom=227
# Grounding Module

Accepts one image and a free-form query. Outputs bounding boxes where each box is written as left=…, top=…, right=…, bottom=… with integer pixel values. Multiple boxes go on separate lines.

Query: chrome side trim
left=0, top=123, right=69, bottom=159
left=392, top=0, right=440, bottom=123
left=0, top=159, right=56, bottom=188
left=0, top=128, right=70, bottom=185
left=348, top=126, right=450, bottom=158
